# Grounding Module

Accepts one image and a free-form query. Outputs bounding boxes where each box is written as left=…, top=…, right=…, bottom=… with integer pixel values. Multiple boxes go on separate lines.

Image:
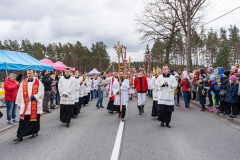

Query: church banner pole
left=114, top=42, right=123, bottom=116
left=118, top=55, right=122, bottom=113
left=114, top=41, right=127, bottom=117
left=147, top=54, right=151, bottom=74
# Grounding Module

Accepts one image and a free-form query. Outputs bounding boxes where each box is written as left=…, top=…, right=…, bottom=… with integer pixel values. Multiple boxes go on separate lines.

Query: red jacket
left=208, top=79, right=215, bottom=94
left=179, top=78, right=191, bottom=92
left=194, top=72, right=200, bottom=83
left=4, top=78, right=19, bottom=101
left=134, top=76, right=148, bottom=93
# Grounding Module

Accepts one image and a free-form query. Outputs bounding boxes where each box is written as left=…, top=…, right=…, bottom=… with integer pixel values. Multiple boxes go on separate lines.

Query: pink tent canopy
left=40, top=58, right=66, bottom=71
left=40, top=58, right=54, bottom=66
left=54, top=61, right=75, bottom=71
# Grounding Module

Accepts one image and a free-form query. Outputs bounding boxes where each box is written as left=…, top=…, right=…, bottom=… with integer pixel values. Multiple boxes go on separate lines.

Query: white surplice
left=113, top=79, right=130, bottom=106
left=83, top=77, right=90, bottom=96
left=16, top=78, right=44, bottom=115
left=150, top=76, right=158, bottom=101
left=58, top=76, right=76, bottom=105
left=79, top=77, right=84, bottom=98
left=74, top=77, right=81, bottom=102
left=155, top=74, right=178, bottom=105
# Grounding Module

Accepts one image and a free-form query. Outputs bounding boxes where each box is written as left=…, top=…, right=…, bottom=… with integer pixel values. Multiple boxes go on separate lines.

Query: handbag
left=0, top=111, right=3, bottom=119
left=219, top=89, right=226, bottom=97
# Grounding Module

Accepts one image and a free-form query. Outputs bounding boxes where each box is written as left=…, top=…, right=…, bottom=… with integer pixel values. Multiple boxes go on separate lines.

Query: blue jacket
left=213, top=67, right=224, bottom=91
left=225, top=82, right=239, bottom=103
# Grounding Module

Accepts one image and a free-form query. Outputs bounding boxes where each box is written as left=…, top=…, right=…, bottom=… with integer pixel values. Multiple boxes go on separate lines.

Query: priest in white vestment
left=14, top=69, right=44, bottom=142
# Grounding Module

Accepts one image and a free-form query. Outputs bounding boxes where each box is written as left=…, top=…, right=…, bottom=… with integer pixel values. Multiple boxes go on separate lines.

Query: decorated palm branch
left=113, top=41, right=127, bottom=114
left=146, top=54, right=152, bottom=73
left=234, top=60, right=239, bottom=75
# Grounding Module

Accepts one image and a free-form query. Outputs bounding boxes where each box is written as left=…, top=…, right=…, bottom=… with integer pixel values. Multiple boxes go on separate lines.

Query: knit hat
left=184, top=73, right=189, bottom=79
left=229, top=75, right=237, bottom=82
left=183, top=71, right=187, bottom=75
left=223, top=71, right=230, bottom=77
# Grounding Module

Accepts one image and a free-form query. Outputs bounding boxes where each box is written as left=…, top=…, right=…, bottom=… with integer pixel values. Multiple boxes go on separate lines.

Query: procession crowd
left=0, top=64, right=240, bottom=142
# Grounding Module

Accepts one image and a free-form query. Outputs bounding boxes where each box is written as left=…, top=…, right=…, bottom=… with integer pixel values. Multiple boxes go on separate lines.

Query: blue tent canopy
left=0, top=50, right=53, bottom=71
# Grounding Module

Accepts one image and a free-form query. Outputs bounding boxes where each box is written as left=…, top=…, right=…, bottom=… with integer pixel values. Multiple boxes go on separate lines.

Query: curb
left=0, top=105, right=60, bottom=133
left=189, top=98, right=240, bottom=127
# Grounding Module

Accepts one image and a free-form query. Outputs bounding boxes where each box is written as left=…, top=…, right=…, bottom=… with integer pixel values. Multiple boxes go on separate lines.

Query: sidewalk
left=0, top=105, right=60, bottom=133
left=0, top=107, right=20, bottom=133
left=189, top=98, right=240, bottom=127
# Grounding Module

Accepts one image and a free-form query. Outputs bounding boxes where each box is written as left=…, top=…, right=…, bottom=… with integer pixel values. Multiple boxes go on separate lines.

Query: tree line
left=144, top=25, right=239, bottom=71
left=137, top=0, right=239, bottom=71
left=0, top=40, right=110, bottom=72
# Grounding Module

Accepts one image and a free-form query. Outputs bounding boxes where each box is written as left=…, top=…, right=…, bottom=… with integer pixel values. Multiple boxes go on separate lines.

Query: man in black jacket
left=42, top=70, right=53, bottom=113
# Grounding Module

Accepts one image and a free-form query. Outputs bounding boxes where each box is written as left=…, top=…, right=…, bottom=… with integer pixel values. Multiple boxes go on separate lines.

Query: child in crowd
left=180, top=73, right=191, bottom=110
left=189, top=73, right=195, bottom=100
left=174, top=74, right=180, bottom=107
left=206, top=74, right=216, bottom=111
left=198, top=75, right=207, bottom=111
left=225, top=75, right=239, bottom=119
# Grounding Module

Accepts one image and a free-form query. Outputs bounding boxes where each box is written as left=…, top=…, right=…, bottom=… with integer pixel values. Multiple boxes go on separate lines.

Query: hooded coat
left=225, top=82, right=239, bottom=103
left=213, top=67, right=224, bottom=91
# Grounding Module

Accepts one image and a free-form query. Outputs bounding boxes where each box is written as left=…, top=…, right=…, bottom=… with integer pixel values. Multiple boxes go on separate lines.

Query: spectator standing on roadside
left=42, top=70, right=53, bottom=113
left=4, top=73, right=20, bottom=124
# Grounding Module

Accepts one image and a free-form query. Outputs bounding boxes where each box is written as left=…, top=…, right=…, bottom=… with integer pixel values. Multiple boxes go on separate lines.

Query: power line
left=203, top=6, right=240, bottom=25
left=204, top=0, right=228, bottom=14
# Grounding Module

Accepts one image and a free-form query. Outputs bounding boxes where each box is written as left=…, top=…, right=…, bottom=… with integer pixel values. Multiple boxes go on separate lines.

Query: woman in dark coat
left=218, top=71, right=230, bottom=115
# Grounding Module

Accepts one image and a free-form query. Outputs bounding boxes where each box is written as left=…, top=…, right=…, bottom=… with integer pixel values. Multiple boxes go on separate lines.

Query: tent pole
left=5, top=69, right=8, bottom=77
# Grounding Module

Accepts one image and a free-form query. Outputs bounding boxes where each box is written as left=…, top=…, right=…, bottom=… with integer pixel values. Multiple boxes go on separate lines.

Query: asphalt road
left=0, top=97, right=120, bottom=160
left=0, top=96, right=240, bottom=160
left=120, top=98, right=240, bottom=160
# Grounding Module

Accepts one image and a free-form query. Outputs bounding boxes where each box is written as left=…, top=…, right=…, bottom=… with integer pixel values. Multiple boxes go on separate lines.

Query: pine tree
left=229, top=25, right=240, bottom=63
left=214, top=44, right=232, bottom=70
left=151, top=39, right=165, bottom=67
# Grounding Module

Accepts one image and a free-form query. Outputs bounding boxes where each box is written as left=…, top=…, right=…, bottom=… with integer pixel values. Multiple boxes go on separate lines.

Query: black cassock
left=157, top=104, right=174, bottom=124
left=107, top=98, right=118, bottom=111
left=151, top=101, right=158, bottom=117
left=60, top=105, right=74, bottom=123
left=82, top=95, right=88, bottom=106
left=17, top=114, right=40, bottom=138
left=73, top=102, right=80, bottom=116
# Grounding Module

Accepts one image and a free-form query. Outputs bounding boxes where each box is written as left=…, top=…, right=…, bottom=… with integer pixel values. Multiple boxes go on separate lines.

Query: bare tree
left=136, top=0, right=180, bottom=64
left=164, top=0, right=206, bottom=70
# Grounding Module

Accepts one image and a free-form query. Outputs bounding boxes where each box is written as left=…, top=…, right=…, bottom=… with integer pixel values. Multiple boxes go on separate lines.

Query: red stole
left=21, top=78, right=39, bottom=121
left=111, top=76, right=115, bottom=101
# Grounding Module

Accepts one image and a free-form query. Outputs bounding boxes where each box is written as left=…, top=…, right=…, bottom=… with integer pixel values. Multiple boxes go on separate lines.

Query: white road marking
left=110, top=105, right=127, bottom=160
